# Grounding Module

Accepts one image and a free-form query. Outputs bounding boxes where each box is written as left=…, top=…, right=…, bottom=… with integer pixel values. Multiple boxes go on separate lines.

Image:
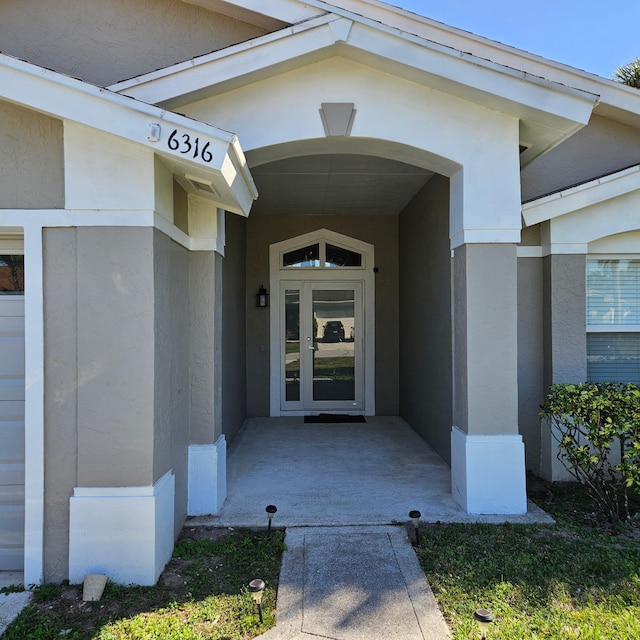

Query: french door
left=281, top=281, right=363, bottom=412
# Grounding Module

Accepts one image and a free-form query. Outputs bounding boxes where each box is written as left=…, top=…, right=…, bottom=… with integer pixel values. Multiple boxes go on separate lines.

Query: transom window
left=0, top=255, right=24, bottom=294
left=586, top=258, right=640, bottom=383
left=282, top=242, right=363, bottom=269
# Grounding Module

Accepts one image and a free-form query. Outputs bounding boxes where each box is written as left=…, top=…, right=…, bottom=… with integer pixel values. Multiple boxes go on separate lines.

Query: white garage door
left=0, top=254, right=25, bottom=571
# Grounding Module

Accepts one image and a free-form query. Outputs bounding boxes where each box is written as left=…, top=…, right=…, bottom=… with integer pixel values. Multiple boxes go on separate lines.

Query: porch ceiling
left=249, top=153, right=434, bottom=215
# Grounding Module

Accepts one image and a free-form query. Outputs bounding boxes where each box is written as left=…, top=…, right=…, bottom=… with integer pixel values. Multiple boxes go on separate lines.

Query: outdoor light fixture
left=408, top=510, right=421, bottom=546
left=266, top=504, right=277, bottom=533
left=473, top=608, right=494, bottom=639
left=249, top=578, right=266, bottom=623
left=256, top=285, right=269, bottom=308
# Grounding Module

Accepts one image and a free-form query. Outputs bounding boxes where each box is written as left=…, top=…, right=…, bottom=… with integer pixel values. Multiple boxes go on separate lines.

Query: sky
left=387, top=1, right=640, bottom=80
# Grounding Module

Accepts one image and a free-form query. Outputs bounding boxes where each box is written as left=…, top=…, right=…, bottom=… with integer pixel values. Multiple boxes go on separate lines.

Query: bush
left=540, top=382, right=640, bottom=523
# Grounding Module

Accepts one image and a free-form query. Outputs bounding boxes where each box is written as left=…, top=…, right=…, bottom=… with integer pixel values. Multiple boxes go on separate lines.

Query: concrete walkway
left=0, top=572, right=30, bottom=638
left=260, top=526, right=450, bottom=640
left=192, top=417, right=553, bottom=640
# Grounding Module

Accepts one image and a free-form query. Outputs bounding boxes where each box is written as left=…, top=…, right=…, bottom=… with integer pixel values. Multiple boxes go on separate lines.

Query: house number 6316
left=167, top=129, right=213, bottom=163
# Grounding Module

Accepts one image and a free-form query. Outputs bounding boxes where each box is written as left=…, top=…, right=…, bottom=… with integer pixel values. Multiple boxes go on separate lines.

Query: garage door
left=0, top=254, right=25, bottom=571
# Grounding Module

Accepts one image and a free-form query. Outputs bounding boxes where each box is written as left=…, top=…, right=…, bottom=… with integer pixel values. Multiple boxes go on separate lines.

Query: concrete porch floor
left=192, top=416, right=552, bottom=527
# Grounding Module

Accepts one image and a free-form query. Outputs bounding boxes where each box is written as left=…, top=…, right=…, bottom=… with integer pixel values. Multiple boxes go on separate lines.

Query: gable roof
left=112, top=3, right=599, bottom=165
left=184, top=0, right=640, bottom=129
left=0, top=52, right=257, bottom=215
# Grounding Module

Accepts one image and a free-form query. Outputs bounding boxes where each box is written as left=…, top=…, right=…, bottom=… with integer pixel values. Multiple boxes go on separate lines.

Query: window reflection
left=283, top=244, right=320, bottom=268
left=0, top=255, right=24, bottom=293
left=325, top=244, right=362, bottom=268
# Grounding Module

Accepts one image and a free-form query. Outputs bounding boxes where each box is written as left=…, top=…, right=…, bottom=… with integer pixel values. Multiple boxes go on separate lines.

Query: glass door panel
left=281, top=281, right=363, bottom=412
left=312, top=289, right=355, bottom=401
left=284, top=289, right=301, bottom=402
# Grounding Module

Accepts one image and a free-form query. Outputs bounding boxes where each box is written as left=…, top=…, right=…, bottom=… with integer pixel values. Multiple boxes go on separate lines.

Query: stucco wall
left=189, top=252, right=219, bottom=444
left=522, top=115, right=640, bottom=202
left=543, top=254, right=587, bottom=390
left=222, top=214, right=247, bottom=443
left=398, top=175, right=452, bottom=462
left=0, top=0, right=268, bottom=87
left=76, top=227, right=156, bottom=488
left=245, top=213, right=399, bottom=416
left=453, top=243, right=519, bottom=435
left=0, top=101, right=64, bottom=209
left=517, top=258, right=544, bottom=471
left=153, top=230, right=190, bottom=538
left=43, top=228, right=78, bottom=582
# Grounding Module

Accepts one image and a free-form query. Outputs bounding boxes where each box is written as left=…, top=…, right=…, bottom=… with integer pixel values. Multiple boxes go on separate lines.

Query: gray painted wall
left=398, top=175, right=452, bottom=462
left=0, top=0, right=268, bottom=87
left=0, top=102, right=64, bottom=209
left=543, top=254, right=587, bottom=390
left=517, top=258, right=544, bottom=471
left=153, top=230, right=190, bottom=538
left=245, top=213, right=399, bottom=417
left=222, top=214, right=247, bottom=443
left=76, top=227, right=156, bottom=487
left=189, top=252, right=220, bottom=444
left=43, top=229, right=78, bottom=582
left=522, top=115, right=640, bottom=202
left=453, top=244, right=519, bottom=435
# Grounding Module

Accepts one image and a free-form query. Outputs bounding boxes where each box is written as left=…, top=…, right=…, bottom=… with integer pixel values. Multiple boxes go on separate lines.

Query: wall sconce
left=257, top=285, right=269, bottom=308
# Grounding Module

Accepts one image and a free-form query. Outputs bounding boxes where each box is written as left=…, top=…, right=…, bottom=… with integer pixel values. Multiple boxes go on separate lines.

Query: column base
left=69, top=470, right=175, bottom=586
left=451, top=426, right=527, bottom=514
left=187, top=435, right=226, bottom=516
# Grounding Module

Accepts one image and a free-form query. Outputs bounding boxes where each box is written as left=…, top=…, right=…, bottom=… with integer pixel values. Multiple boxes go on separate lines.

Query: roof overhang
left=111, top=11, right=598, bottom=165
left=0, top=53, right=257, bottom=216
left=523, top=164, right=640, bottom=227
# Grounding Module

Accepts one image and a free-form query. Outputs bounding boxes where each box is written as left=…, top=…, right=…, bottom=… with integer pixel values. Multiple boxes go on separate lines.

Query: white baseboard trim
left=451, top=426, right=527, bottom=515
left=68, top=470, right=175, bottom=586
left=187, top=436, right=226, bottom=516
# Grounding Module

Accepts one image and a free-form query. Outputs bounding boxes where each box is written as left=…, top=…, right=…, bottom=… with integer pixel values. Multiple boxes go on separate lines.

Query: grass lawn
left=418, top=483, right=640, bottom=639
left=4, top=528, right=286, bottom=640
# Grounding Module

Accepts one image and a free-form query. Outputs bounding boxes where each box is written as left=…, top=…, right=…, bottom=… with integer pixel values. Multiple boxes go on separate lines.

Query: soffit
left=0, top=53, right=256, bottom=216
left=111, top=13, right=598, bottom=165
left=182, top=0, right=324, bottom=28
left=249, top=153, right=434, bottom=215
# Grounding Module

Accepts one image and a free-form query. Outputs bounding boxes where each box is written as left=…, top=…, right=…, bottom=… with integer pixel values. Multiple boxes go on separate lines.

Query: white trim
left=22, top=226, right=44, bottom=585
left=0, top=53, right=256, bottom=216
left=450, top=426, right=527, bottom=515
left=187, top=437, right=227, bottom=516
left=0, top=210, right=221, bottom=253
left=523, top=165, right=640, bottom=226
left=517, top=246, right=543, bottom=258
left=68, top=470, right=175, bottom=586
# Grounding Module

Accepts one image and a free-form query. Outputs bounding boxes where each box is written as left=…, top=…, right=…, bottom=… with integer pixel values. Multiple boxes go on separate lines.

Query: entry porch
left=192, top=417, right=552, bottom=528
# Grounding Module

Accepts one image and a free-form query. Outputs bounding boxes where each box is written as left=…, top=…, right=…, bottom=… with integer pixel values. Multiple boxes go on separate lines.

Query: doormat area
left=304, top=414, right=367, bottom=423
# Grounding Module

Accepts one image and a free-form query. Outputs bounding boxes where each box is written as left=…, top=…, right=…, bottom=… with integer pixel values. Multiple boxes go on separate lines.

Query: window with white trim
left=586, top=258, right=640, bottom=383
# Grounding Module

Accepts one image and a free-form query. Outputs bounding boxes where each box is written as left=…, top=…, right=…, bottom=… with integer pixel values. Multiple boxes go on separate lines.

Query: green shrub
left=540, top=382, right=640, bottom=523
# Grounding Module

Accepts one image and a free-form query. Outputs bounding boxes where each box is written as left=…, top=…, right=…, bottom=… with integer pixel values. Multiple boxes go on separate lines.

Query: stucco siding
left=76, top=227, right=156, bottom=488
left=0, top=0, right=268, bottom=87
left=517, top=257, right=543, bottom=471
left=153, top=230, right=190, bottom=538
left=245, top=213, right=399, bottom=417
left=0, top=101, right=64, bottom=209
left=522, top=115, right=640, bottom=202
left=543, top=254, right=587, bottom=389
left=399, top=175, right=452, bottom=462
left=222, top=214, right=247, bottom=443
left=43, top=228, right=78, bottom=582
